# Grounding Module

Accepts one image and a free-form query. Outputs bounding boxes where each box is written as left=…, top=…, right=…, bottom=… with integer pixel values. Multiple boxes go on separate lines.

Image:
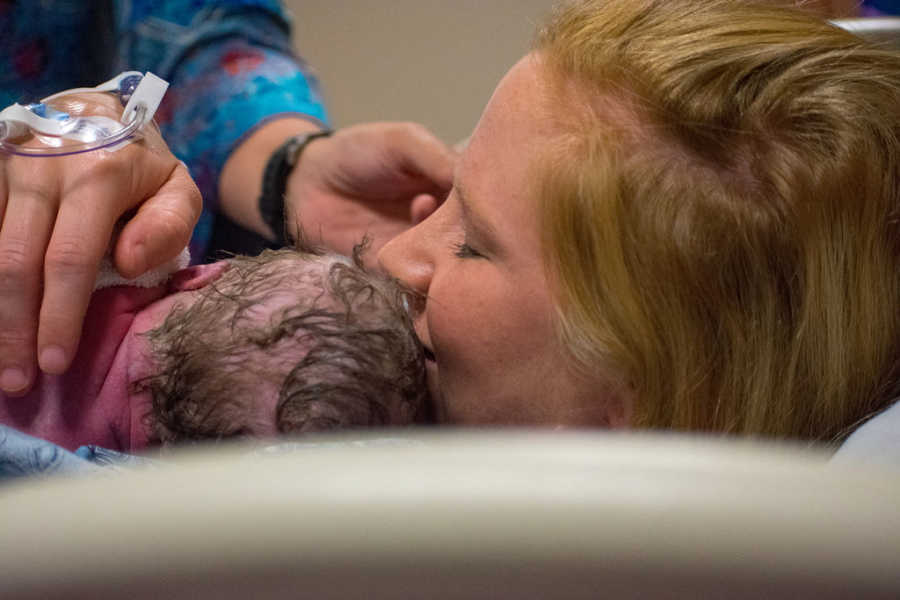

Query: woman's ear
left=168, top=261, right=230, bottom=292
left=552, top=377, right=634, bottom=431
left=606, top=387, right=634, bottom=429
left=601, top=376, right=635, bottom=429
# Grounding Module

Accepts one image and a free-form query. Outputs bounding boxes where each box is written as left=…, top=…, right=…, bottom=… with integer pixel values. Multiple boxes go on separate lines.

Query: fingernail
left=0, top=368, right=29, bottom=394
left=39, top=346, right=68, bottom=375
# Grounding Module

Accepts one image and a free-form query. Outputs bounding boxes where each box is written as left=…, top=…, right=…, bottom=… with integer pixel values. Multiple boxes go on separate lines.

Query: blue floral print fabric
left=0, top=0, right=329, bottom=259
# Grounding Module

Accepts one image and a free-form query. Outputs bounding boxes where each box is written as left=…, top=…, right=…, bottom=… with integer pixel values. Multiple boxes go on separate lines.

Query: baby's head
left=139, top=247, right=428, bottom=445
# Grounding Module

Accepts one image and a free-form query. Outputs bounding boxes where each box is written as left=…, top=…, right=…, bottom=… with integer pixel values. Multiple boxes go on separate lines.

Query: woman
left=378, top=0, right=900, bottom=441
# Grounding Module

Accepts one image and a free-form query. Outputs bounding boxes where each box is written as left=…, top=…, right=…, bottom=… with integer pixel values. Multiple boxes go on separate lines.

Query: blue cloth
left=0, top=422, right=428, bottom=483
left=0, top=425, right=161, bottom=482
left=0, top=425, right=101, bottom=480
left=74, top=444, right=159, bottom=469
left=0, top=0, right=329, bottom=259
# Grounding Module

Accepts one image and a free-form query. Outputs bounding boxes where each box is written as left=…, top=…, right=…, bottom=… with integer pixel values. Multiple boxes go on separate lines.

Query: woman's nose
left=377, top=224, right=433, bottom=296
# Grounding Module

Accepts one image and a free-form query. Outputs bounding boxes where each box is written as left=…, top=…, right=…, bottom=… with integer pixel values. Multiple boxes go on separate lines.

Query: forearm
left=111, top=1, right=329, bottom=256
left=217, top=117, right=323, bottom=239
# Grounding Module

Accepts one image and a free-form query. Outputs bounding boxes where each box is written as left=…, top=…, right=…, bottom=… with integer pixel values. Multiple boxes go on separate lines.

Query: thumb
left=113, top=162, right=202, bottom=278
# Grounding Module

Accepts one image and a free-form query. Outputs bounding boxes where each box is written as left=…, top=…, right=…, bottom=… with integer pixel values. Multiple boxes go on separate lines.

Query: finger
left=410, top=194, right=439, bottom=224
left=114, top=162, right=202, bottom=279
left=388, top=123, right=457, bottom=194
left=0, top=188, right=57, bottom=394
left=37, top=188, right=118, bottom=375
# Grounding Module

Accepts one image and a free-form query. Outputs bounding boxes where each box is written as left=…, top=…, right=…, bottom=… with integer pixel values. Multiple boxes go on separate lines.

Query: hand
left=285, top=122, right=456, bottom=261
left=0, top=93, right=201, bottom=395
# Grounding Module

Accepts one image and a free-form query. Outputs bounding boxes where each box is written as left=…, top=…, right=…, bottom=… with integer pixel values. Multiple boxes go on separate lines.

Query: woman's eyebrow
left=455, top=179, right=499, bottom=243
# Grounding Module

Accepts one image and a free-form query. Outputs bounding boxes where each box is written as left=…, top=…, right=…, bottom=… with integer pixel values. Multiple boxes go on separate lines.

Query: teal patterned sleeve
left=111, top=0, right=330, bottom=258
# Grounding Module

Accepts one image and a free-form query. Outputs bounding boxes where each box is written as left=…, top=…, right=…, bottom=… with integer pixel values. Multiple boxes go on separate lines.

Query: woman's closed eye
left=453, top=241, right=484, bottom=259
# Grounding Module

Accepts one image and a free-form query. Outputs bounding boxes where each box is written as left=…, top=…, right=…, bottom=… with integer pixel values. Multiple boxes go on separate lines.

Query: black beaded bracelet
left=258, top=129, right=333, bottom=245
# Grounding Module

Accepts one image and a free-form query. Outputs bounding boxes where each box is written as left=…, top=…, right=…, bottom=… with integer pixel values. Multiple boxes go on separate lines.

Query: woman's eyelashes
left=453, top=241, right=484, bottom=259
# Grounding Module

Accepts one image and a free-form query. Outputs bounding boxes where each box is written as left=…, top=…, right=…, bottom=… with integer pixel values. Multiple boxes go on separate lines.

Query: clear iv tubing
left=0, top=103, right=147, bottom=158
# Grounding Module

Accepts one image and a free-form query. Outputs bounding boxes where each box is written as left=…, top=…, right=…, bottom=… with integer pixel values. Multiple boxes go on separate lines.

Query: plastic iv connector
left=0, top=71, right=169, bottom=157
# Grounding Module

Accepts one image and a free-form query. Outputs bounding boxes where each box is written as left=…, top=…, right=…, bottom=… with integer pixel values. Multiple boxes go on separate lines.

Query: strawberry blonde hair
left=534, top=0, right=900, bottom=441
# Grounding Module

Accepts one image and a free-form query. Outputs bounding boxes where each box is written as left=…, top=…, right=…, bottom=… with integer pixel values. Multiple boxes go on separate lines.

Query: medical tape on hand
left=0, top=71, right=169, bottom=156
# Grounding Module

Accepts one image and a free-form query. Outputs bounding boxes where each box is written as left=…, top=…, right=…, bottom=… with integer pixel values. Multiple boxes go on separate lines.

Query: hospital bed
left=1, top=16, right=900, bottom=600
left=835, top=16, right=900, bottom=49
left=1, top=431, right=899, bottom=599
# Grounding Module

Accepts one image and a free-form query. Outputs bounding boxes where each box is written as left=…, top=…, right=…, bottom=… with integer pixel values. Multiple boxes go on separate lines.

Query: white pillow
left=831, top=401, right=900, bottom=466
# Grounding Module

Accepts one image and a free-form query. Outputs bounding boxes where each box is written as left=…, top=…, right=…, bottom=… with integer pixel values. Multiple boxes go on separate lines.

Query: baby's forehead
left=230, top=250, right=394, bottom=320
left=251, top=252, right=347, bottom=301
left=264, top=252, right=351, bottom=288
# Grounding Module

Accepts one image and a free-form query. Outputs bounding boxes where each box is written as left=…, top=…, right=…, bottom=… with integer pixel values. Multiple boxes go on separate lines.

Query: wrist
left=258, top=129, right=333, bottom=245
left=218, top=118, right=323, bottom=238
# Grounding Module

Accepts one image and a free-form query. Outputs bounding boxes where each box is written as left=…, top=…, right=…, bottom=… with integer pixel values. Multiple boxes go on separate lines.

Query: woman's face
left=378, top=55, right=628, bottom=427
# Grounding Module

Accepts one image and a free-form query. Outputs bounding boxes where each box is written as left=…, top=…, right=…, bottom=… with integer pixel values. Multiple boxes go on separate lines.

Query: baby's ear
left=168, top=262, right=231, bottom=292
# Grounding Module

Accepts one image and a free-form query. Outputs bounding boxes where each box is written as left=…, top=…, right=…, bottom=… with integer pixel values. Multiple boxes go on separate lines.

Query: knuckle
left=0, top=328, right=30, bottom=349
left=0, top=240, right=34, bottom=285
left=10, top=178, right=56, bottom=204
left=152, top=204, right=195, bottom=247
left=398, top=121, right=428, bottom=137
left=185, top=182, right=203, bottom=216
left=383, top=124, right=416, bottom=150
left=44, top=238, right=95, bottom=277
left=0, top=310, right=34, bottom=362
left=388, top=122, right=435, bottom=150
left=400, top=121, right=425, bottom=133
left=68, top=152, right=133, bottom=191
left=82, top=152, right=125, bottom=179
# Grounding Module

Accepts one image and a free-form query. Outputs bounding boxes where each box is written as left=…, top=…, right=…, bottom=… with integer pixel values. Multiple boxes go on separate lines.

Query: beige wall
left=285, top=1, right=557, bottom=143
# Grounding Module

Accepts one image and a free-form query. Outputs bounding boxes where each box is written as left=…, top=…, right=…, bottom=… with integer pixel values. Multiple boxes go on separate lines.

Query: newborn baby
left=0, top=247, right=427, bottom=452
